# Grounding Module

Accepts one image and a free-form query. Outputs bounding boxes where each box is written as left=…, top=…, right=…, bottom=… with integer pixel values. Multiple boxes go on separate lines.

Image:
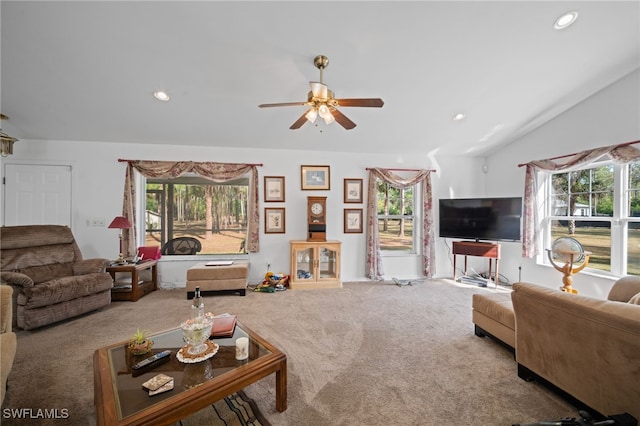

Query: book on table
left=210, top=314, right=237, bottom=338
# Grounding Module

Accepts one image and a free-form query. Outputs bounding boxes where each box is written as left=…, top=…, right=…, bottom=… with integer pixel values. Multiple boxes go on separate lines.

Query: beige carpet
left=2, top=279, right=576, bottom=425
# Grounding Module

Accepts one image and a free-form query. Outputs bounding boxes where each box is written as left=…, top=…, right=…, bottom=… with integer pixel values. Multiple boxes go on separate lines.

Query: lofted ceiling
left=1, top=1, right=639, bottom=157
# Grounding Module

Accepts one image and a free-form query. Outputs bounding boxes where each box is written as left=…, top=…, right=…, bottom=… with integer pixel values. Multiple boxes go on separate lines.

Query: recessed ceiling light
left=153, top=90, right=170, bottom=101
left=452, top=113, right=465, bottom=121
left=554, top=11, right=578, bottom=30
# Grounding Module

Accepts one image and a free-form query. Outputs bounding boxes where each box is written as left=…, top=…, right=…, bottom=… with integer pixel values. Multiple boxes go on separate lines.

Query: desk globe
left=546, top=237, right=591, bottom=294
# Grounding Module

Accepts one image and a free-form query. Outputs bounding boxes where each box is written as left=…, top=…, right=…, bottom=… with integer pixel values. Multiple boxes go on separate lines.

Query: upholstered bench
left=186, top=261, right=249, bottom=298
left=472, top=291, right=515, bottom=349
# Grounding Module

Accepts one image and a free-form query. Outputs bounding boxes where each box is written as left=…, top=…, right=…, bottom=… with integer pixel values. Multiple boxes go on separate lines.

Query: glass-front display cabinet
left=289, top=241, right=341, bottom=289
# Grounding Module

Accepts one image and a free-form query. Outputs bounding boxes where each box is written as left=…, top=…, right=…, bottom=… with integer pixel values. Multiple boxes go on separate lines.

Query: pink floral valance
left=126, top=160, right=256, bottom=181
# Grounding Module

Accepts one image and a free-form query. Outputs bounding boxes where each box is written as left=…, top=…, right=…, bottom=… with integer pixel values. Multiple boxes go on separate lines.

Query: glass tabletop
left=105, top=324, right=270, bottom=420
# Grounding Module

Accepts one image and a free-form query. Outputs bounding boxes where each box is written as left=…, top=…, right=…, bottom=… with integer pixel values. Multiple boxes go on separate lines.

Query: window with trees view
left=145, top=175, right=249, bottom=255
left=376, top=181, right=416, bottom=252
left=545, top=159, right=640, bottom=275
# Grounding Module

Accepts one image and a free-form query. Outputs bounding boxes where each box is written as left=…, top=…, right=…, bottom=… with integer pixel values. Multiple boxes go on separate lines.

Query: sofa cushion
left=2, top=244, right=77, bottom=283
left=187, top=262, right=249, bottom=281
left=0, top=224, right=75, bottom=250
left=17, top=273, right=113, bottom=309
left=608, top=275, right=640, bottom=302
left=629, top=292, right=640, bottom=305
left=472, top=292, right=515, bottom=330
left=73, top=259, right=109, bottom=275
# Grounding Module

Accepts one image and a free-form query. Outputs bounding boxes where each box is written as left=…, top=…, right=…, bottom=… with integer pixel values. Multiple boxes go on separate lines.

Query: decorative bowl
left=180, top=316, right=214, bottom=355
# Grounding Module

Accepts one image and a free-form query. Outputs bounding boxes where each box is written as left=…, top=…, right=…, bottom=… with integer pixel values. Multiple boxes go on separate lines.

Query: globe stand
left=546, top=249, right=591, bottom=294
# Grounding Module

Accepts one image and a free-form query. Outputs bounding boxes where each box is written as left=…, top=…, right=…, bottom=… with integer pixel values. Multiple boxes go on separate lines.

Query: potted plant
left=128, top=328, right=153, bottom=355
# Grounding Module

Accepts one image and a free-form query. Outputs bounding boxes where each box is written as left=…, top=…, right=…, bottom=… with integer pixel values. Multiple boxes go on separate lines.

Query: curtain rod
left=517, top=140, right=640, bottom=167
left=366, top=167, right=436, bottom=172
left=117, top=159, right=263, bottom=166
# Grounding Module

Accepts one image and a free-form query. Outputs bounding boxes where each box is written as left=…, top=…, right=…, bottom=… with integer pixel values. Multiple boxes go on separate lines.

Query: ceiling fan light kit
left=259, top=55, right=384, bottom=130
left=0, top=114, right=19, bottom=157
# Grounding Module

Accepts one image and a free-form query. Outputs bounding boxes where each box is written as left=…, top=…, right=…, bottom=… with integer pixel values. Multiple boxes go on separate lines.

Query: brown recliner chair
left=0, top=225, right=113, bottom=330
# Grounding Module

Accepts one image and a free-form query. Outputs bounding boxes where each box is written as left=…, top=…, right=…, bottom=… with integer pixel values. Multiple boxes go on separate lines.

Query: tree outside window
left=376, top=181, right=415, bottom=252
left=145, top=175, right=249, bottom=254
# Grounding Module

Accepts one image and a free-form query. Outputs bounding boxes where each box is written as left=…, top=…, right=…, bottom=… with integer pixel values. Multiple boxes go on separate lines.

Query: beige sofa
left=0, top=225, right=113, bottom=330
left=1, top=285, right=17, bottom=405
left=511, top=279, right=640, bottom=420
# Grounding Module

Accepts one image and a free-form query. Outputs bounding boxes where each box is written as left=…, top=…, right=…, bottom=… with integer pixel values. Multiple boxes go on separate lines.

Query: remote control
left=132, top=350, right=171, bottom=370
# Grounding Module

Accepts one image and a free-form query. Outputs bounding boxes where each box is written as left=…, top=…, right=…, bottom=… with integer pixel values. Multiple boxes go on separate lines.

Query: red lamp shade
left=108, top=216, right=131, bottom=229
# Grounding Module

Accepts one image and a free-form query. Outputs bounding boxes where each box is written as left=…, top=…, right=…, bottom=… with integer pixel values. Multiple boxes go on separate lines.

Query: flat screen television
left=438, top=197, right=523, bottom=242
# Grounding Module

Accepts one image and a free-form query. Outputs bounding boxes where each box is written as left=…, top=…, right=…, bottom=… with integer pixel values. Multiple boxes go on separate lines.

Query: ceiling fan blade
left=330, top=108, right=356, bottom=130
left=258, top=102, right=307, bottom=108
left=334, top=98, right=384, bottom=108
left=289, top=112, right=309, bottom=130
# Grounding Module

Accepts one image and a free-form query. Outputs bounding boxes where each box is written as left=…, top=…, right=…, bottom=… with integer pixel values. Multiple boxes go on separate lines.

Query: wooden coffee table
left=93, top=321, right=287, bottom=425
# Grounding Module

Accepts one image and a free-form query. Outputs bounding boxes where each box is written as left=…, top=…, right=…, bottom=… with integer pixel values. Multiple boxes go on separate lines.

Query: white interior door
left=3, top=163, right=72, bottom=226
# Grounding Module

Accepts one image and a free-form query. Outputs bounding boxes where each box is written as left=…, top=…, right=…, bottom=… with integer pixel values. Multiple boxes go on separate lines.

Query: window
left=376, top=181, right=417, bottom=253
left=145, top=174, right=249, bottom=255
left=543, top=159, right=639, bottom=275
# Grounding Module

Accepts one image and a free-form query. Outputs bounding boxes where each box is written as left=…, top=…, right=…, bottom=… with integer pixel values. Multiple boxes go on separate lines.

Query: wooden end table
left=106, top=260, right=158, bottom=302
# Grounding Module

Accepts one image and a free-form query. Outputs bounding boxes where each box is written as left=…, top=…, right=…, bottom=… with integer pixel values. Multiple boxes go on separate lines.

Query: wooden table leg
left=488, top=259, right=493, bottom=286
left=453, top=254, right=457, bottom=280
left=130, top=269, right=140, bottom=302
left=275, top=358, right=288, bottom=412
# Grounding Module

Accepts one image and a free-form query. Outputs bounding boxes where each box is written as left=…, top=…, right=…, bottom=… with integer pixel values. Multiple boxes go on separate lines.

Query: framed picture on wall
left=264, top=176, right=285, bottom=202
left=301, top=165, right=330, bottom=190
left=344, top=208, right=363, bottom=233
left=343, top=178, right=363, bottom=203
left=264, top=208, right=286, bottom=234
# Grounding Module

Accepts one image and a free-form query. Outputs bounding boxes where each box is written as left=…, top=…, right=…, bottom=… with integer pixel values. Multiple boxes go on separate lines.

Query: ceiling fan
left=258, top=55, right=384, bottom=130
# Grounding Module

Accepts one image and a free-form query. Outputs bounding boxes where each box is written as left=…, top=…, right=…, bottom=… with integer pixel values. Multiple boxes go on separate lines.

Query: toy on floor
left=255, top=271, right=289, bottom=292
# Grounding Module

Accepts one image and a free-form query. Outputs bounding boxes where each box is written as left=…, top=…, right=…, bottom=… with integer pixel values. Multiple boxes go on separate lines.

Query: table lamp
left=108, top=216, right=132, bottom=263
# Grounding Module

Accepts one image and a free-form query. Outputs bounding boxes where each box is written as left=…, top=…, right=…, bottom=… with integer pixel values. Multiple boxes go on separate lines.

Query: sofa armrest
left=0, top=272, right=34, bottom=288
left=73, top=258, right=110, bottom=275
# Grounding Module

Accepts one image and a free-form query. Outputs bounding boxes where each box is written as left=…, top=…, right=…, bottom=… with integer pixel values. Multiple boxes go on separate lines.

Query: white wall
left=485, top=68, right=640, bottom=297
left=1, top=140, right=484, bottom=286
left=3, top=69, right=637, bottom=294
